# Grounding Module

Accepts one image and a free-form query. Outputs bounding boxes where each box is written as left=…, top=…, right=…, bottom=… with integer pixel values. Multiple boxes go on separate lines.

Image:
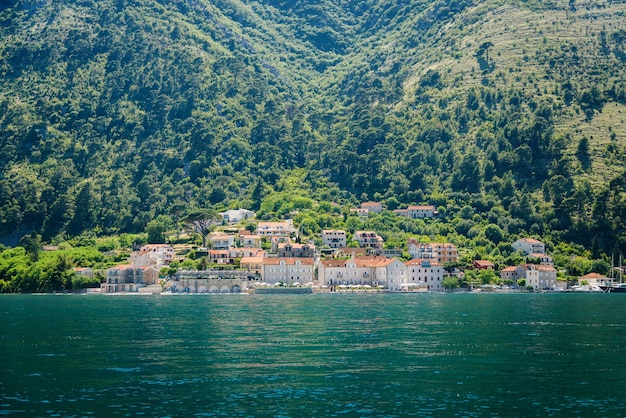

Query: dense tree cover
left=0, top=239, right=109, bottom=293
left=1, top=0, right=626, bottom=267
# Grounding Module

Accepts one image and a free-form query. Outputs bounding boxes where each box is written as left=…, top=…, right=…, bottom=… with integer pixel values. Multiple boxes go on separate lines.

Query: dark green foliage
left=0, top=0, right=625, bottom=260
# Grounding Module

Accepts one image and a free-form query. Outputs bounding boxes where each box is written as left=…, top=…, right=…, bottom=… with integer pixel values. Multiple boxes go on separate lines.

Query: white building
left=219, top=209, right=256, bottom=223
left=129, top=244, right=174, bottom=269
left=262, top=257, right=314, bottom=285
left=208, top=232, right=235, bottom=250
left=354, top=231, right=384, bottom=251
left=395, top=205, right=436, bottom=218
left=318, top=255, right=405, bottom=289
left=239, top=232, right=262, bottom=248
left=398, top=259, right=444, bottom=292
left=322, top=229, right=347, bottom=249
left=350, top=208, right=370, bottom=219
left=360, top=201, right=383, bottom=213
left=530, top=253, right=553, bottom=266
left=512, top=238, right=546, bottom=256
left=102, top=265, right=159, bottom=293
left=407, top=240, right=458, bottom=264
left=517, top=264, right=557, bottom=290
left=256, top=220, right=295, bottom=238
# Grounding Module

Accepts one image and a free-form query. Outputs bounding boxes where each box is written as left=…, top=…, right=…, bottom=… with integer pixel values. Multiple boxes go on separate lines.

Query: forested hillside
left=1, top=0, right=626, bottom=257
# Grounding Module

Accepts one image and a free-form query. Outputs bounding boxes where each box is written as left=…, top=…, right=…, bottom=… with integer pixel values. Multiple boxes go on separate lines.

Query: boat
left=601, top=254, right=626, bottom=293
left=600, top=283, right=626, bottom=293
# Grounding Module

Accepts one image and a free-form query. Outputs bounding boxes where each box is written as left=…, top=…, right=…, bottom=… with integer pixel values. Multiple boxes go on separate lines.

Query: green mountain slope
left=1, top=0, right=626, bottom=256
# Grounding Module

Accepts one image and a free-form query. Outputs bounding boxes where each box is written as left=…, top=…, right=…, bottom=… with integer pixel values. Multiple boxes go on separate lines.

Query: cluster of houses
left=98, top=204, right=568, bottom=293
left=350, top=201, right=438, bottom=219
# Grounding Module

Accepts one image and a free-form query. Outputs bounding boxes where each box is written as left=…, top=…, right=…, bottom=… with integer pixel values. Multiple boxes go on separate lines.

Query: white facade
left=407, top=205, right=436, bottom=218
left=322, top=229, right=347, bottom=249
left=350, top=208, right=370, bottom=218
left=397, top=259, right=444, bottom=291
left=262, top=258, right=314, bottom=285
left=318, top=256, right=389, bottom=287
left=384, top=259, right=410, bottom=290
left=520, top=264, right=557, bottom=290
left=220, top=209, right=256, bottom=223
left=256, top=220, right=295, bottom=237
left=130, top=244, right=174, bottom=269
left=102, top=265, right=159, bottom=293
left=512, top=238, right=546, bottom=256
left=208, top=232, right=235, bottom=250
left=407, top=240, right=458, bottom=264
left=360, top=202, right=383, bottom=213
left=354, top=231, right=384, bottom=250
left=395, top=205, right=436, bottom=218
left=318, top=256, right=410, bottom=290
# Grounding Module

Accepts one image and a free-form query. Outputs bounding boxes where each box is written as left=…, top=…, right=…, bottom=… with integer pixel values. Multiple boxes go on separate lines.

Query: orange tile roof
left=263, top=257, right=314, bottom=265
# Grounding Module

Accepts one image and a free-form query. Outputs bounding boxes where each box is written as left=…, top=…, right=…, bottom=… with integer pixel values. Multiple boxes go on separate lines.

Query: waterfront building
left=517, top=264, right=557, bottom=290
left=500, top=266, right=518, bottom=281
left=262, top=257, right=314, bottom=285
left=240, top=256, right=265, bottom=276
left=399, top=259, right=444, bottom=292
left=102, top=265, right=159, bottom=293
left=317, top=255, right=404, bottom=288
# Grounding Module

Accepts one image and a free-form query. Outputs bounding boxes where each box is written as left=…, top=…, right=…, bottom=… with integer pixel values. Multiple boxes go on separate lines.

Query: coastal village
left=86, top=201, right=619, bottom=295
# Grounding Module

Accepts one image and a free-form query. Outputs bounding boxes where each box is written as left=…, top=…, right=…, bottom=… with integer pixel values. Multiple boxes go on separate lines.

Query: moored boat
left=600, top=283, right=626, bottom=293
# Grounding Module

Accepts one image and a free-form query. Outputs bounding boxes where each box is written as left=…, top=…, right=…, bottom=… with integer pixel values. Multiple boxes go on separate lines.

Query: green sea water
left=1, top=293, right=625, bottom=417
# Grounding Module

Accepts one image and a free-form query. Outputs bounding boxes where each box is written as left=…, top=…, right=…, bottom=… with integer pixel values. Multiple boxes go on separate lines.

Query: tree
left=146, top=215, right=173, bottom=244
left=18, top=233, right=42, bottom=261
left=443, top=276, right=459, bottom=292
left=484, top=224, right=504, bottom=244
left=576, top=136, right=590, bottom=169
left=183, top=209, right=220, bottom=247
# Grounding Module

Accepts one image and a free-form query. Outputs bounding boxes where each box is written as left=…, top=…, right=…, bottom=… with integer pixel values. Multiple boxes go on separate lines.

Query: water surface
left=1, top=293, right=624, bottom=416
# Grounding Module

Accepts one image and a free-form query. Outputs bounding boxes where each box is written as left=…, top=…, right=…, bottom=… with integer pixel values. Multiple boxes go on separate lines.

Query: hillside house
left=350, top=208, right=370, bottom=218
left=354, top=231, right=384, bottom=251
left=360, top=201, right=383, bottom=213
left=256, top=220, right=295, bottom=238
left=394, top=205, right=436, bottom=219
left=208, top=232, right=235, bottom=250
left=219, top=208, right=256, bottom=223
left=73, top=267, right=94, bottom=279
left=130, top=244, right=174, bottom=269
left=512, top=238, right=546, bottom=256
left=239, top=231, right=262, bottom=248
left=473, top=260, right=495, bottom=270
left=322, top=229, right=347, bottom=249
left=407, top=240, right=458, bottom=264
left=277, top=242, right=316, bottom=258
